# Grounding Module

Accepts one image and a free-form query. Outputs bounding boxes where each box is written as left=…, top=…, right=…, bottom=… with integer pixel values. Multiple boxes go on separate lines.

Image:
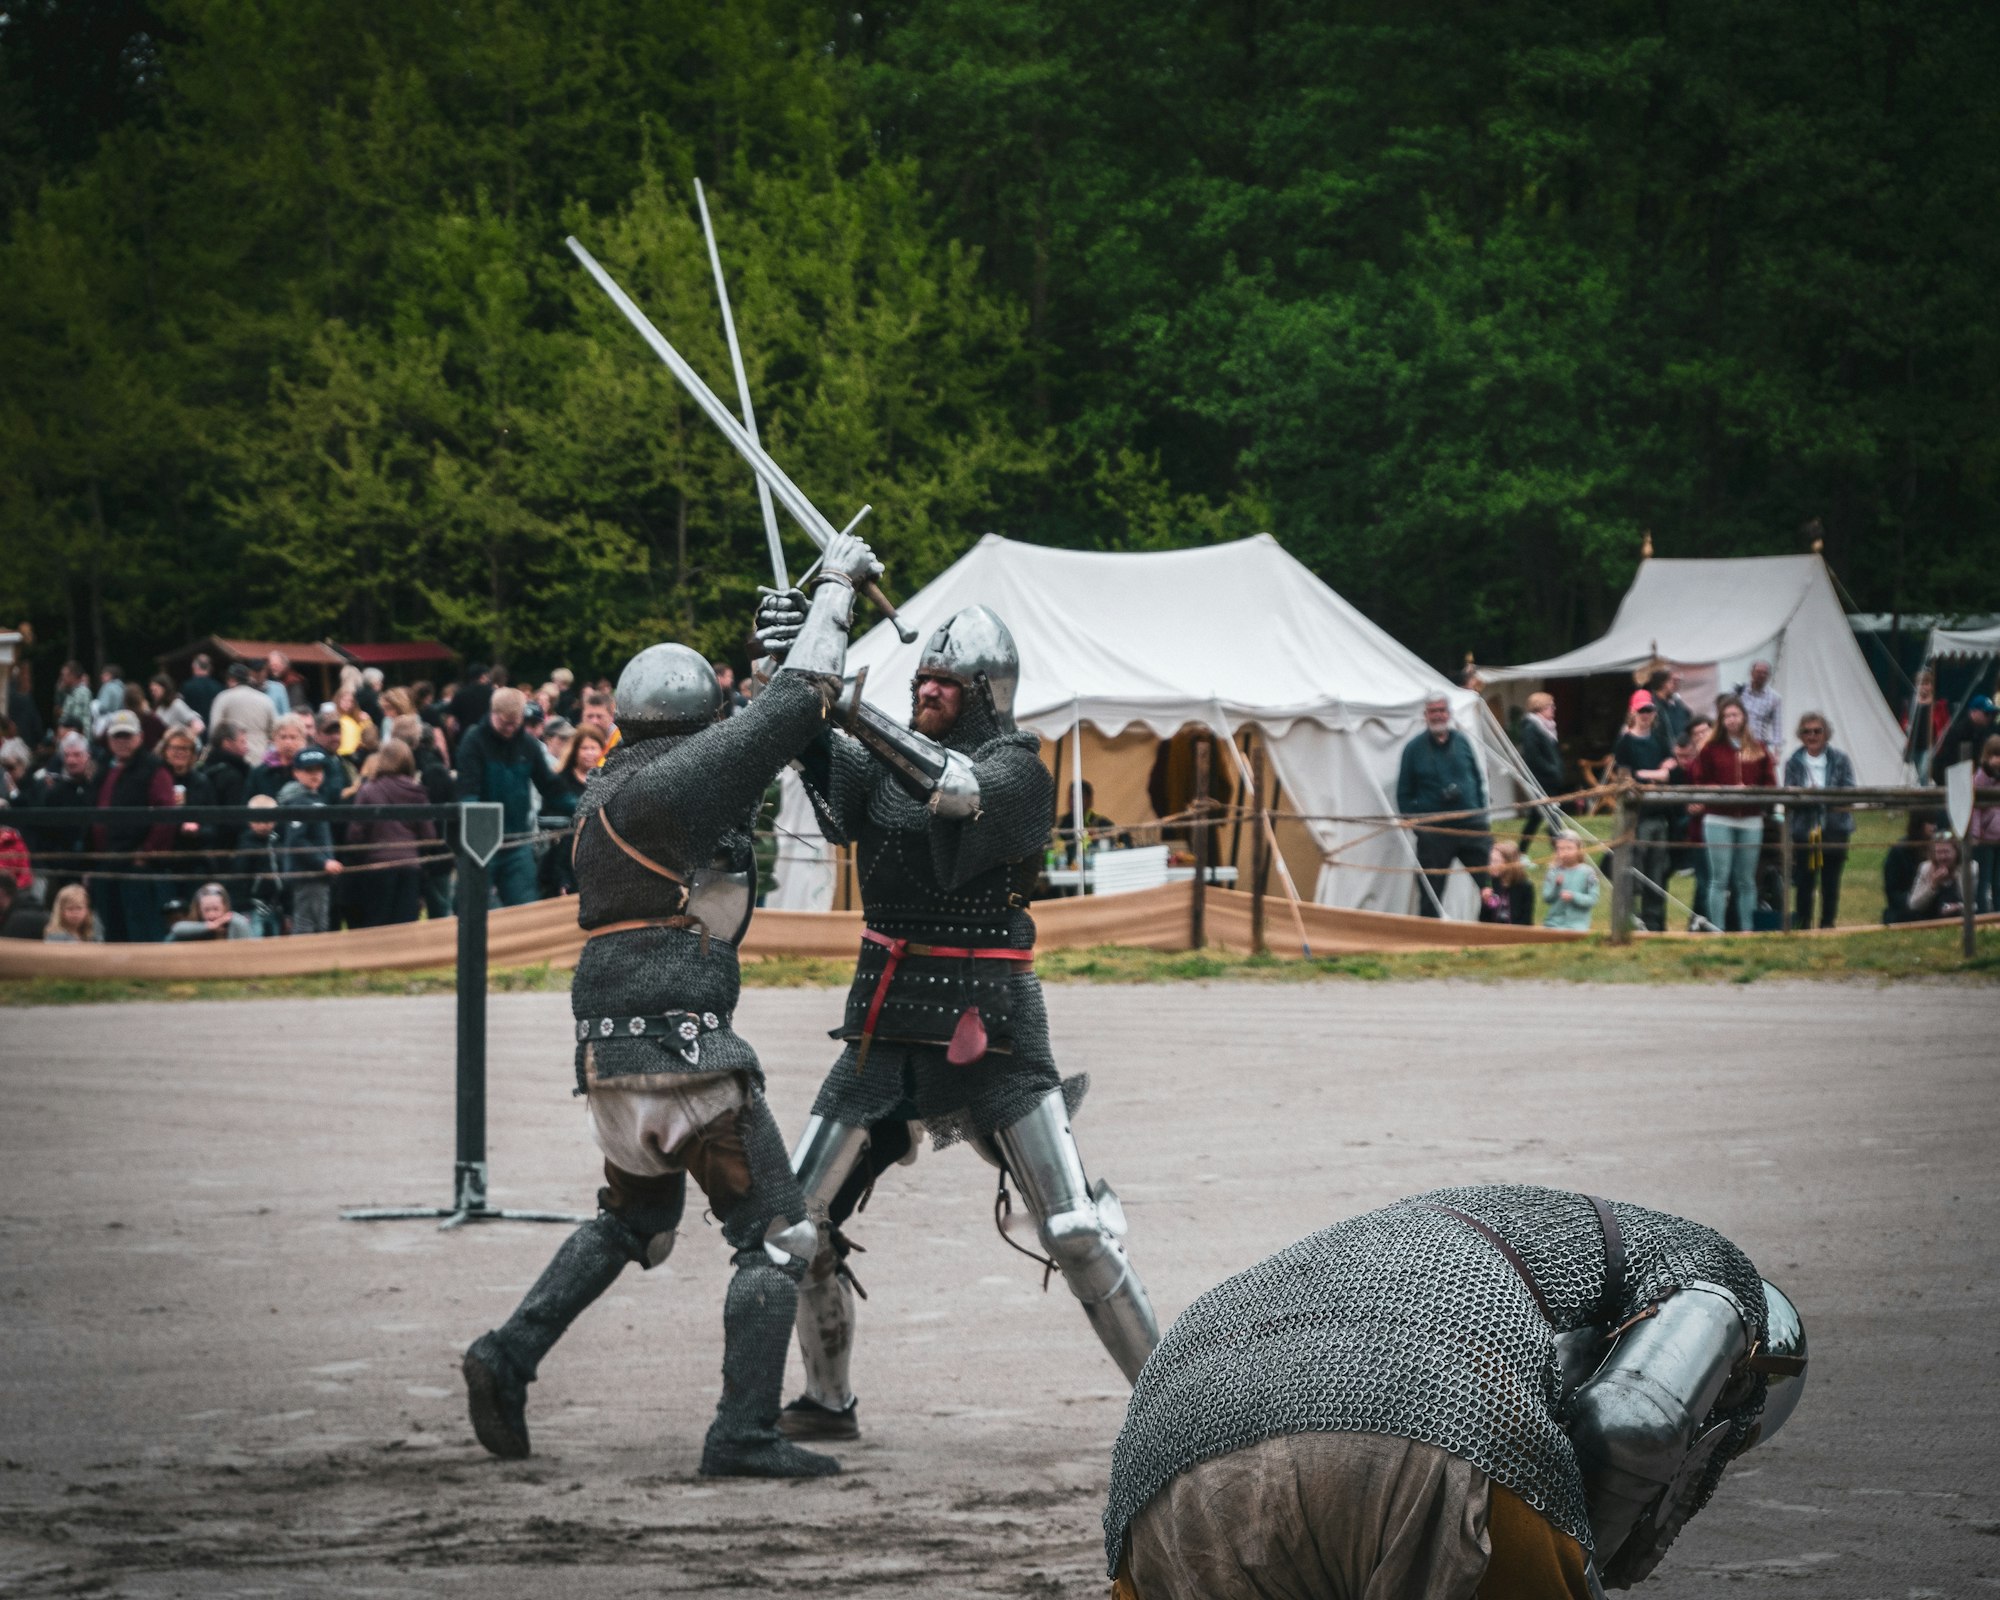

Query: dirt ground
left=0, top=980, right=1993, bottom=1598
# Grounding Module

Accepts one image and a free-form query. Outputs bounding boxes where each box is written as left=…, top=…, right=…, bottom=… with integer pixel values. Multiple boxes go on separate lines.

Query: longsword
left=565, top=234, right=919, bottom=642
left=693, top=179, right=786, bottom=593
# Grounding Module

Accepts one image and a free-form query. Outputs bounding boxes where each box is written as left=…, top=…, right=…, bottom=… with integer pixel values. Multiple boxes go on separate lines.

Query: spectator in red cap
left=1609, top=690, right=1679, bottom=932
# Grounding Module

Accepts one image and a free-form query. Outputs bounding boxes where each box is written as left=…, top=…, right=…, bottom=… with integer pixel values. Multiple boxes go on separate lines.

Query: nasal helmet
left=913, top=605, right=1019, bottom=732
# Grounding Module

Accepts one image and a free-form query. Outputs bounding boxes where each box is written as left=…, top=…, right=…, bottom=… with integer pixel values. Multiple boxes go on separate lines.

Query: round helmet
left=914, top=605, right=1018, bottom=731
left=1743, top=1278, right=1808, bottom=1449
left=614, top=644, right=720, bottom=741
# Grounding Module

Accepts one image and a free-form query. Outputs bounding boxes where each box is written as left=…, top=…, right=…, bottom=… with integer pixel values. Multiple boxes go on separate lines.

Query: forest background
left=3, top=0, right=1998, bottom=693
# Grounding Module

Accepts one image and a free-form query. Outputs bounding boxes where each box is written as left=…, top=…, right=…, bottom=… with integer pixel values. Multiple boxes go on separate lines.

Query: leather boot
left=463, top=1214, right=634, bottom=1459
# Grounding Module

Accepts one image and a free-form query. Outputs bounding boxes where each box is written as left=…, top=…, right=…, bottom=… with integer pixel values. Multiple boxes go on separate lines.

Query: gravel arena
left=1, top=980, right=1993, bottom=1598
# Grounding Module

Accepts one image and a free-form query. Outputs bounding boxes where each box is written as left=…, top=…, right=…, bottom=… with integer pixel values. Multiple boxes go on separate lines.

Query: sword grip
left=861, top=579, right=921, bottom=644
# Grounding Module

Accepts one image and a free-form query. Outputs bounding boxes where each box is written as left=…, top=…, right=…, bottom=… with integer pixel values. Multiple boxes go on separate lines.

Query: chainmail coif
left=1102, top=1184, right=1767, bottom=1575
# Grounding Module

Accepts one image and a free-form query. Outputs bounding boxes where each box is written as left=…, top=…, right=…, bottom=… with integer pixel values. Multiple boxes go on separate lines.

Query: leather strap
left=1423, top=1203, right=1555, bottom=1323
left=1425, top=1195, right=1628, bottom=1331
left=1586, top=1193, right=1626, bottom=1327
left=585, top=915, right=704, bottom=940
left=852, top=928, right=1035, bottom=1072
left=589, top=808, right=688, bottom=890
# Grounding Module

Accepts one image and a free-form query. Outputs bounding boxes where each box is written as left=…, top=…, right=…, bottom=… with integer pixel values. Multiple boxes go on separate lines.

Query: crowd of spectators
left=0, top=649, right=740, bottom=944
left=4, top=642, right=1991, bottom=945
left=1406, top=658, right=1994, bottom=932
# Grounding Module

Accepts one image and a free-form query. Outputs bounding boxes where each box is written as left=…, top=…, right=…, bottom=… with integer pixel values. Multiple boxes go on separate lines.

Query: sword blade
left=693, top=181, right=787, bottom=591
left=564, top=234, right=834, bottom=551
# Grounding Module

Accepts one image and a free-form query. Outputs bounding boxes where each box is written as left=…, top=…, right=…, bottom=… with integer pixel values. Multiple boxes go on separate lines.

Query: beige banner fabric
left=3, top=883, right=1977, bottom=983
left=0, top=881, right=1584, bottom=981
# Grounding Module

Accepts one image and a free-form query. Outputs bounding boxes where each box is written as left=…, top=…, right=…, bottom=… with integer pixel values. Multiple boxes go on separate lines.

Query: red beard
left=912, top=701, right=957, bottom=739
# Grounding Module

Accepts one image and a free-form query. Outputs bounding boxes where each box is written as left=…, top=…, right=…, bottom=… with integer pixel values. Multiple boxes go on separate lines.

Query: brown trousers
left=1114, top=1432, right=1592, bottom=1600
left=598, top=1107, right=757, bottom=1237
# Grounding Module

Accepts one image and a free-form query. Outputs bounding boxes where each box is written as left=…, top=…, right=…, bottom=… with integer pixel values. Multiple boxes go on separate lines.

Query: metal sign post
left=1946, top=762, right=1977, bottom=958
left=343, top=803, right=585, bottom=1230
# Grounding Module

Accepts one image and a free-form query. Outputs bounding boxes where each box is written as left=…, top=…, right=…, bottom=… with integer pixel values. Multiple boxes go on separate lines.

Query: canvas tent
left=1482, top=555, right=1905, bottom=783
left=1926, top=622, right=2000, bottom=661
left=773, top=533, right=1530, bottom=918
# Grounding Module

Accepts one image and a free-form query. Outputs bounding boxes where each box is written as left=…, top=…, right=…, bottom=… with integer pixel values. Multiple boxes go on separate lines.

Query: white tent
left=770, top=533, right=1522, bottom=917
left=1926, top=622, right=2000, bottom=661
left=1482, top=555, right=1905, bottom=783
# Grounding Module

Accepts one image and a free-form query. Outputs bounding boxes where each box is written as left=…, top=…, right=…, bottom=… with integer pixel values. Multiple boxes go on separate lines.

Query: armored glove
left=774, top=534, right=882, bottom=680
left=815, top=531, right=884, bottom=590
left=754, top=588, right=809, bottom=664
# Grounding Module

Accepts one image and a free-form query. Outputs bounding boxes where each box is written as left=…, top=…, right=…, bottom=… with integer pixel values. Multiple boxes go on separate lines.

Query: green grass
left=1494, top=807, right=1915, bottom=933
left=4, top=924, right=1992, bottom=1007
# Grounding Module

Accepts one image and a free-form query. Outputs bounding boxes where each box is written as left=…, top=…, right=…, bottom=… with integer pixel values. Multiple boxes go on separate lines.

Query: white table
left=1042, top=865, right=1238, bottom=894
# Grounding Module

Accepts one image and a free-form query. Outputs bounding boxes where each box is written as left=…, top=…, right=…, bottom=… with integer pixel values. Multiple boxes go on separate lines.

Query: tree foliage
left=3, top=0, right=1996, bottom=693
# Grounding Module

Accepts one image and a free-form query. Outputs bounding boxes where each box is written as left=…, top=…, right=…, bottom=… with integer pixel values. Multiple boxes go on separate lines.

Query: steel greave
left=789, top=1115, right=869, bottom=1409
left=995, top=1088, right=1160, bottom=1383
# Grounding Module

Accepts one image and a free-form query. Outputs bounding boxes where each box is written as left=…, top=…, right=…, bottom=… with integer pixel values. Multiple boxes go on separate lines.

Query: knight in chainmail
left=747, top=597, right=1160, bottom=1442
left=1102, top=1184, right=1810, bottom=1599
left=459, top=531, right=883, bottom=1479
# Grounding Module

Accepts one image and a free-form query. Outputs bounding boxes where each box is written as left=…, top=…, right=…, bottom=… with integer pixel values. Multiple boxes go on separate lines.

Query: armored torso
left=799, top=701, right=1067, bottom=1144
left=1102, top=1184, right=1768, bottom=1573
left=570, top=672, right=829, bottom=1093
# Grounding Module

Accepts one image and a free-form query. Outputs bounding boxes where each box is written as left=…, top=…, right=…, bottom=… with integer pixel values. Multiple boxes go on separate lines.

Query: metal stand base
left=341, top=1162, right=586, bottom=1231
left=342, top=1205, right=589, bottom=1231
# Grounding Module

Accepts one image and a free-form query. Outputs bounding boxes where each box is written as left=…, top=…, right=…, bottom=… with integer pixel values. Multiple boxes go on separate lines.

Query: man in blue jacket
left=1396, top=694, right=1489, bottom=917
left=455, top=687, right=567, bottom=906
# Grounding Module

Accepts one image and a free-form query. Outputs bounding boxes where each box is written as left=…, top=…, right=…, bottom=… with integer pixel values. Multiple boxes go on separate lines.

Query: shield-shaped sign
left=1946, top=761, right=1975, bottom=839
left=459, top=801, right=505, bottom=867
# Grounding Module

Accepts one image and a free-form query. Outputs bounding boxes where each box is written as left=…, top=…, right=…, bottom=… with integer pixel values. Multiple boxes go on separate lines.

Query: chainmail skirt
left=808, top=975, right=1081, bottom=1148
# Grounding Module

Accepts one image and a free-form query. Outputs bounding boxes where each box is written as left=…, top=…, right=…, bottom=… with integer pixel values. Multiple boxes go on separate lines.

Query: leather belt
left=575, top=1008, right=727, bottom=1066
left=585, top=914, right=704, bottom=940
left=854, top=927, right=1035, bottom=1072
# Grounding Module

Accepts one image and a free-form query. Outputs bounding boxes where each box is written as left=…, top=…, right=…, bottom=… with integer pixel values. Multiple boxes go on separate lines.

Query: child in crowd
left=278, top=747, right=343, bottom=934
left=1479, top=839, right=1534, bottom=925
left=43, top=883, right=101, bottom=942
left=1906, top=835, right=1970, bottom=922
left=1539, top=833, right=1599, bottom=930
left=230, top=793, right=288, bottom=937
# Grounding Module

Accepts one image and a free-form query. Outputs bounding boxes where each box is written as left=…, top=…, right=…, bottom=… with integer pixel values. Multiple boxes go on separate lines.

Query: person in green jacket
left=1540, top=833, right=1600, bottom=930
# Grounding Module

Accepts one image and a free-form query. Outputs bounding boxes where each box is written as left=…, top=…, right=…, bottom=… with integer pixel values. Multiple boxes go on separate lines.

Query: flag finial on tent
left=1803, top=516, right=1824, bottom=555
left=1640, top=529, right=1654, bottom=560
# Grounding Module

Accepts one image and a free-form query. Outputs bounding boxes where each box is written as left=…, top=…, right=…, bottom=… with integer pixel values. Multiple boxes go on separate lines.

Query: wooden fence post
left=1609, top=790, right=1637, bottom=944
left=1963, top=845, right=1978, bottom=960
left=1779, top=814, right=1795, bottom=934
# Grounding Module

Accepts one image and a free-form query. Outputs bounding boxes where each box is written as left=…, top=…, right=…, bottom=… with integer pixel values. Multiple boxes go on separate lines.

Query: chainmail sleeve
left=605, top=671, right=833, bottom=868
left=928, top=733, right=1052, bottom=888
left=794, top=726, right=875, bottom=845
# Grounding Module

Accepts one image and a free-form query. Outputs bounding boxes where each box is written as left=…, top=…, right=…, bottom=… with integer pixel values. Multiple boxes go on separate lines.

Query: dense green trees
left=3, top=0, right=1996, bottom=694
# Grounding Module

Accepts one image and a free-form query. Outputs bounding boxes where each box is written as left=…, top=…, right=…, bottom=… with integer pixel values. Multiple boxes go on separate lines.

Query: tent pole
left=1191, top=738, right=1209, bottom=950
left=1213, top=706, right=1312, bottom=957
left=1250, top=731, right=1268, bottom=955
left=1227, top=730, right=1249, bottom=873
left=1070, top=707, right=1087, bottom=894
